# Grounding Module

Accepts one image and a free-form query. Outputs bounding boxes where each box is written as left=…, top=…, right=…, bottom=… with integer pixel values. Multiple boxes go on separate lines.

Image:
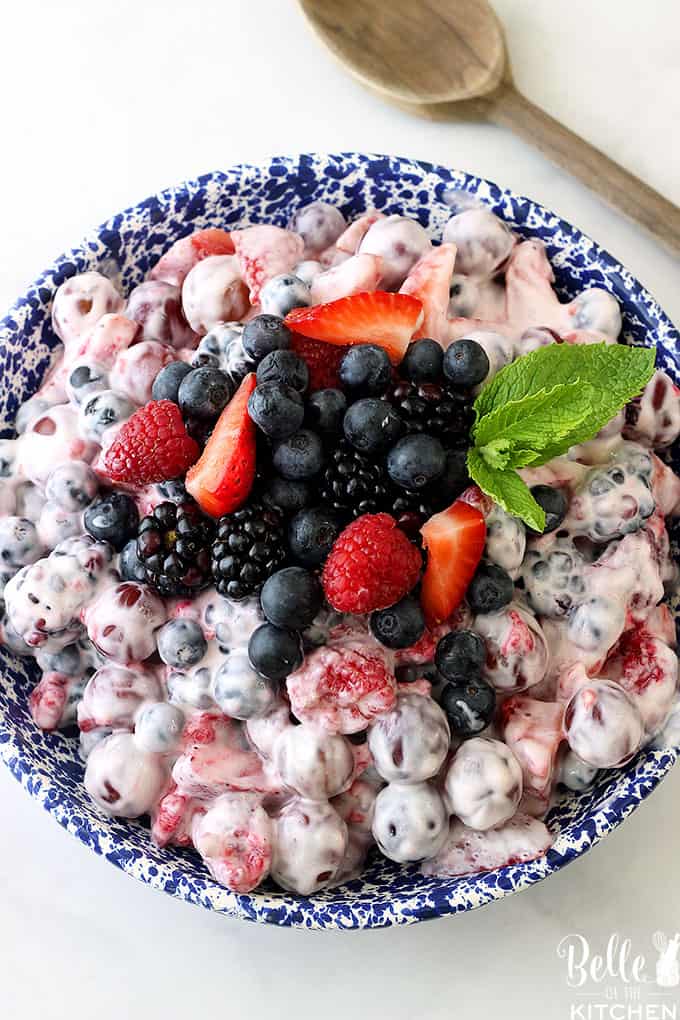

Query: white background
left=1, top=2, right=680, bottom=1017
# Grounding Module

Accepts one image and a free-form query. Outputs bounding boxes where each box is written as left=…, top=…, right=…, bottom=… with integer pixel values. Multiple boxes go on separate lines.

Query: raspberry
left=286, top=637, right=397, bottom=733
left=102, top=400, right=199, bottom=486
left=322, top=513, right=422, bottom=614
left=289, top=334, right=349, bottom=391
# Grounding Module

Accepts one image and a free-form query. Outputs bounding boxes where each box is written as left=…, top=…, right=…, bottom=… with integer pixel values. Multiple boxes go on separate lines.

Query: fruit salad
left=1, top=199, right=679, bottom=896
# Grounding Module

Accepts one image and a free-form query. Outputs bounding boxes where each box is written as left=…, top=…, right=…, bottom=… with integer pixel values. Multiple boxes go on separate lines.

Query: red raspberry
left=289, top=334, right=349, bottom=391
left=287, top=637, right=397, bottom=733
left=322, top=513, right=422, bottom=614
left=102, top=400, right=199, bottom=485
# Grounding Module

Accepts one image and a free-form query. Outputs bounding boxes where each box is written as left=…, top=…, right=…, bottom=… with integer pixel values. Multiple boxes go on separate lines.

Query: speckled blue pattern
left=1, top=153, right=679, bottom=929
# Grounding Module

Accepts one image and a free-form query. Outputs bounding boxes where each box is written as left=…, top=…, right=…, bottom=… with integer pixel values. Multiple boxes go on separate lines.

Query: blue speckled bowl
left=1, top=153, right=679, bottom=929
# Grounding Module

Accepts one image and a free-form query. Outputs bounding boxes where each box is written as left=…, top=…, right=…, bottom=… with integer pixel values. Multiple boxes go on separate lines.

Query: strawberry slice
left=420, top=499, right=486, bottom=626
left=285, top=291, right=424, bottom=365
left=150, top=228, right=235, bottom=287
left=289, top=334, right=349, bottom=391
left=400, top=242, right=457, bottom=344
left=185, top=373, right=257, bottom=517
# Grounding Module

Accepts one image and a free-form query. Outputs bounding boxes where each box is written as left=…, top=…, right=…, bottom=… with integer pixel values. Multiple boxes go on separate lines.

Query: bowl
left=1, top=152, right=679, bottom=930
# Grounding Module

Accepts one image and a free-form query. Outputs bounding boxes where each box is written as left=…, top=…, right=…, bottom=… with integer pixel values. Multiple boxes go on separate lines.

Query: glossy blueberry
left=530, top=484, right=568, bottom=534
left=242, top=314, right=292, bottom=362
left=256, top=349, right=309, bottom=393
left=157, top=478, right=189, bottom=504
left=343, top=398, right=402, bottom=454
left=262, top=476, right=311, bottom=515
left=288, top=506, right=341, bottom=567
left=432, top=447, right=470, bottom=507
left=443, top=338, right=490, bottom=387
left=467, top=562, right=515, bottom=614
left=386, top=434, right=446, bottom=490
left=370, top=597, right=425, bottom=650
left=440, top=678, right=496, bottom=736
left=273, top=429, right=325, bottom=480
left=152, top=361, right=193, bottom=403
left=260, top=567, right=323, bottom=630
left=435, top=629, right=486, bottom=681
left=248, top=382, right=304, bottom=439
left=157, top=618, right=208, bottom=668
left=401, top=339, right=443, bottom=383
left=305, top=388, right=347, bottom=434
left=119, top=539, right=147, bottom=582
left=178, top=366, right=232, bottom=420
left=339, top=344, right=392, bottom=396
left=248, top=623, right=303, bottom=681
left=84, top=493, right=139, bottom=551
left=259, top=274, right=311, bottom=318
left=79, top=389, right=135, bottom=442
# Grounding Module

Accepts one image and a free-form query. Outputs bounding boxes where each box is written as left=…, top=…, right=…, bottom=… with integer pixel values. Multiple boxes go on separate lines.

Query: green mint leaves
left=466, top=342, right=656, bottom=530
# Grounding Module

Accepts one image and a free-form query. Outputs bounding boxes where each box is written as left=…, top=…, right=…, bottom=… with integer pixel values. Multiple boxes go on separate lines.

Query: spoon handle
left=488, top=85, right=680, bottom=257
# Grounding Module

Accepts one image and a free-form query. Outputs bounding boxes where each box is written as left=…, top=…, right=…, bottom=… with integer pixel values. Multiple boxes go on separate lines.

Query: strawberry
left=289, top=334, right=349, bottom=391
left=185, top=373, right=257, bottom=517
left=285, top=291, right=424, bottom=365
left=400, top=242, right=457, bottom=344
left=231, top=225, right=304, bottom=304
left=102, top=400, right=199, bottom=485
left=420, top=499, right=486, bottom=626
left=150, top=228, right=235, bottom=287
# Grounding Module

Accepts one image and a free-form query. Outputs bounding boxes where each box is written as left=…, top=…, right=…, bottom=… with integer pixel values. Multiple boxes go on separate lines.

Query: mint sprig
left=467, top=342, right=656, bottom=530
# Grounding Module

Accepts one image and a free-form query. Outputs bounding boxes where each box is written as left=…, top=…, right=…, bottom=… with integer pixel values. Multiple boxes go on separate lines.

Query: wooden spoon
left=299, top=0, right=680, bottom=257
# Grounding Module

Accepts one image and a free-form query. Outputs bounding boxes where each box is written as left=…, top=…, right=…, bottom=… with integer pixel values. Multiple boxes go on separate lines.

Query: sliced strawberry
left=400, top=242, right=456, bottom=344
left=231, top=225, right=304, bottom=304
left=185, top=373, right=257, bottom=517
left=420, top=499, right=486, bottom=626
left=289, top=334, right=349, bottom=391
left=421, top=813, right=553, bottom=878
left=285, top=291, right=424, bottom=365
left=150, top=228, right=235, bottom=287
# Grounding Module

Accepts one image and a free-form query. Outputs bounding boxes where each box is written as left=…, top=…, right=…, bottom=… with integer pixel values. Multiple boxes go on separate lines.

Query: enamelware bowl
left=1, top=153, right=678, bottom=929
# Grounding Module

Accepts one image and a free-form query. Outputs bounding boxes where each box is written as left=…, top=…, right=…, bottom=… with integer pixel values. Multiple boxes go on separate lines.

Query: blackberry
left=316, top=441, right=390, bottom=521
left=389, top=380, right=473, bottom=448
left=390, top=488, right=435, bottom=536
left=211, top=501, right=287, bottom=600
left=137, top=500, right=214, bottom=597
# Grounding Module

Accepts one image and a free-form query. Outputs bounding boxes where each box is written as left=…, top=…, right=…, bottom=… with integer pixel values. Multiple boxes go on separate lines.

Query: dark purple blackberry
left=316, top=440, right=390, bottom=521
left=211, top=501, right=287, bottom=600
left=389, top=380, right=473, bottom=448
left=137, top=500, right=214, bottom=596
left=390, top=488, right=435, bottom=537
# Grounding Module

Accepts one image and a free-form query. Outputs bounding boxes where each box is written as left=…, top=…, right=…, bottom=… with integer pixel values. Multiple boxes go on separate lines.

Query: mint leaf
left=467, top=448, right=546, bottom=532
left=479, top=436, right=513, bottom=470
left=473, top=380, right=595, bottom=456
left=474, top=343, right=655, bottom=440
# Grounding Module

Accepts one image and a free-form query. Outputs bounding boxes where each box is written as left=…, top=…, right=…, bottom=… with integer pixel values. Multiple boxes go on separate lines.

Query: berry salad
left=2, top=201, right=680, bottom=896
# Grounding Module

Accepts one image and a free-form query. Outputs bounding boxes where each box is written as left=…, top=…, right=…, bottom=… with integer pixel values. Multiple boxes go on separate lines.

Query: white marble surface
left=1, top=1, right=680, bottom=1017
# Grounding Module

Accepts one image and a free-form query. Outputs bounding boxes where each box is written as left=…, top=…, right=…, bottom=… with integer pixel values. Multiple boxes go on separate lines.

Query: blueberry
left=248, top=382, right=304, bottom=439
left=84, top=493, right=139, bottom=551
left=467, top=563, right=514, bottom=614
left=260, top=566, right=323, bottom=630
left=339, top=344, right=392, bottom=396
left=157, top=478, right=189, bottom=503
left=259, top=274, right=311, bottom=318
left=435, top=629, right=486, bottom=680
left=386, top=434, right=446, bottom=490
left=256, top=349, right=309, bottom=392
left=213, top=651, right=278, bottom=719
left=305, top=388, right=347, bottom=434
left=440, top=678, right=496, bottom=736
left=190, top=351, right=221, bottom=369
left=401, top=339, right=443, bottom=383
left=80, top=390, right=135, bottom=441
left=157, top=618, right=207, bottom=667
left=443, top=339, right=490, bottom=387
left=178, top=366, right=232, bottom=420
left=45, top=462, right=98, bottom=511
left=134, top=703, right=186, bottom=752
left=370, top=596, right=425, bottom=649
left=242, top=314, right=292, bottom=362
left=432, top=447, right=470, bottom=507
left=37, top=643, right=83, bottom=677
left=288, top=507, right=341, bottom=567
left=119, top=539, right=147, bottom=582
left=152, top=361, right=193, bottom=403
left=343, top=398, right=402, bottom=454
left=273, top=429, right=325, bottom=480
left=67, top=361, right=108, bottom=404
left=529, top=484, right=568, bottom=534
left=248, top=623, right=302, bottom=681
left=262, top=476, right=311, bottom=515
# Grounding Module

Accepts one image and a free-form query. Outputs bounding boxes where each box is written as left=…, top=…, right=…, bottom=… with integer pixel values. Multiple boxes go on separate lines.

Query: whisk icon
left=653, top=932, right=680, bottom=987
